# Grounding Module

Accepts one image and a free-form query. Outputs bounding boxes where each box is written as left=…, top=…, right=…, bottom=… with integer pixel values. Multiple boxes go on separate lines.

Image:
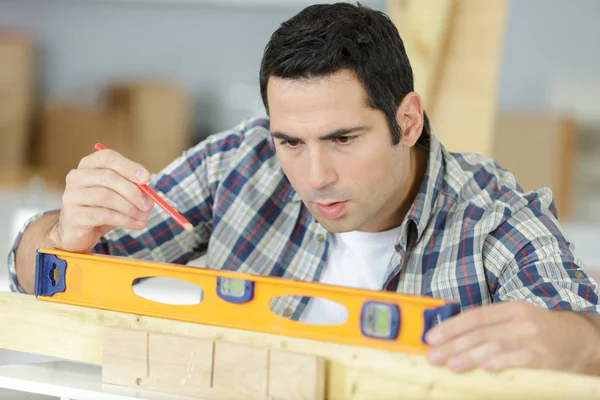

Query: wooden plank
left=146, top=332, right=214, bottom=396
left=102, top=328, right=218, bottom=396
left=103, top=328, right=325, bottom=399
left=268, top=350, right=325, bottom=400
left=2, top=292, right=600, bottom=399
left=0, top=34, right=35, bottom=172
left=426, top=0, right=508, bottom=156
left=212, top=341, right=268, bottom=399
left=106, top=83, right=191, bottom=174
left=388, top=0, right=508, bottom=157
left=387, top=0, right=457, bottom=112
left=102, top=327, right=148, bottom=388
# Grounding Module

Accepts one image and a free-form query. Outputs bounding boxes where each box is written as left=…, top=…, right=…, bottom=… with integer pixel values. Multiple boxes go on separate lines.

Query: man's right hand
left=50, top=148, right=154, bottom=253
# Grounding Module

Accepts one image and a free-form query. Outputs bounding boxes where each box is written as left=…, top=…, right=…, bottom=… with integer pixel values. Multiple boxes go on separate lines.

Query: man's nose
left=307, top=150, right=336, bottom=190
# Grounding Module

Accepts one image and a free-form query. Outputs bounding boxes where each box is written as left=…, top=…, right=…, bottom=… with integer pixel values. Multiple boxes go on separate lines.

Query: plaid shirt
left=8, top=117, right=600, bottom=318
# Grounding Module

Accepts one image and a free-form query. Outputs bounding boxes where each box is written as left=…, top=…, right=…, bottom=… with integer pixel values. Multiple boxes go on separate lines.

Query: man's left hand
left=424, top=302, right=600, bottom=374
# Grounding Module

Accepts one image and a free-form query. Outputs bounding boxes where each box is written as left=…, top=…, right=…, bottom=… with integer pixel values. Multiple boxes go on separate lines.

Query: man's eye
left=281, top=139, right=300, bottom=148
left=334, top=136, right=354, bottom=144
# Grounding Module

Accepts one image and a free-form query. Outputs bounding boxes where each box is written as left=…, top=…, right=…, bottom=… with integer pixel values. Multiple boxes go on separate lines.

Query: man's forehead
left=267, top=73, right=368, bottom=106
left=268, top=70, right=359, bottom=87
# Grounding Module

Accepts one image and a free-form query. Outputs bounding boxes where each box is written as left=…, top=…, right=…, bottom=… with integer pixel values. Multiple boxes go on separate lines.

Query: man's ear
left=396, top=92, right=424, bottom=148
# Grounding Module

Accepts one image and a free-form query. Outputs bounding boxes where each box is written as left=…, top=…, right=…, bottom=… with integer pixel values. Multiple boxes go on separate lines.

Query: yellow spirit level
left=34, top=248, right=460, bottom=354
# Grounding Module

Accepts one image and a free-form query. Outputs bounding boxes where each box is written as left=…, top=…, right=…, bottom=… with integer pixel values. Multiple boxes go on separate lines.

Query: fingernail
left=136, top=168, right=148, bottom=183
left=426, top=330, right=442, bottom=345
left=427, top=349, right=444, bottom=365
left=137, top=210, right=148, bottom=219
left=482, top=360, right=495, bottom=372
left=135, top=220, right=146, bottom=228
left=141, top=196, right=152, bottom=211
left=447, top=357, right=463, bottom=372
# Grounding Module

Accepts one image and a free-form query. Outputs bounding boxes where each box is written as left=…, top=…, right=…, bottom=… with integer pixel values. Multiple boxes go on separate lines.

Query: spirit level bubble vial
left=360, top=301, right=401, bottom=340
left=217, top=277, right=255, bottom=303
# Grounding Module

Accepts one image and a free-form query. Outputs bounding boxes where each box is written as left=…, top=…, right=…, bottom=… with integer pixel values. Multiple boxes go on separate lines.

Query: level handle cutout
left=49, top=263, right=59, bottom=287
left=35, top=251, right=67, bottom=297
left=132, top=277, right=204, bottom=306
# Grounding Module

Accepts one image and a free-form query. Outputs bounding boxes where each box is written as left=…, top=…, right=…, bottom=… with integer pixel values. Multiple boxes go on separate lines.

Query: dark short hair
left=259, top=2, right=429, bottom=145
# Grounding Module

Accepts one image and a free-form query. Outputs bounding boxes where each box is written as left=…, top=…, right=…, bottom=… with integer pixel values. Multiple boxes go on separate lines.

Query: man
left=8, top=2, right=600, bottom=376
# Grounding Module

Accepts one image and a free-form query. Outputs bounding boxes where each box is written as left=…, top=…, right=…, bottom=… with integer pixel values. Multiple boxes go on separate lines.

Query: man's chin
left=312, top=215, right=358, bottom=233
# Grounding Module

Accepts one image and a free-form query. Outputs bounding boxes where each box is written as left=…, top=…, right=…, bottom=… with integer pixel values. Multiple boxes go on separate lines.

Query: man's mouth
left=314, top=201, right=348, bottom=219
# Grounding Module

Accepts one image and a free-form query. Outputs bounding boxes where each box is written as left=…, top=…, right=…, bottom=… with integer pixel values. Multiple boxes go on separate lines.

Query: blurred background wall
left=1, top=0, right=600, bottom=292
left=0, top=0, right=385, bottom=138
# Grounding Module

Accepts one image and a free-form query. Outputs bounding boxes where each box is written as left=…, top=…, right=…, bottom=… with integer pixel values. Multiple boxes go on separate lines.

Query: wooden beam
left=268, top=349, right=326, bottom=400
left=103, top=328, right=325, bottom=399
left=388, top=0, right=508, bottom=157
left=212, top=341, right=269, bottom=398
left=387, top=0, right=457, bottom=112
left=431, top=0, right=508, bottom=156
left=2, top=292, right=600, bottom=399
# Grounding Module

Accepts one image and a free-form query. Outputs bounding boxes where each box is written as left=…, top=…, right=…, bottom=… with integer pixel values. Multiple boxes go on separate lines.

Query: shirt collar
left=285, top=183, right=302, bottom=202
left=405, top=131, right=445, bottom=242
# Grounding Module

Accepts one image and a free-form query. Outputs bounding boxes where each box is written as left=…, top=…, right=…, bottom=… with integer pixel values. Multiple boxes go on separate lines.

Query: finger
left=482, top=349, right=537, bottom=373
left=425, top=302, right=515, bottom=345
left=66, top=168, right=153, bottom=212
left=77, top=206, right=148, bottom=231
left=78, top=149, right=150, bottom=184
left=64, top=187, right=152, bottom=221
left=427, top=322, right=511, bottom=365
left=97, top=225, right=115, bottom=237
left=443, top=340, right=512, bottom=373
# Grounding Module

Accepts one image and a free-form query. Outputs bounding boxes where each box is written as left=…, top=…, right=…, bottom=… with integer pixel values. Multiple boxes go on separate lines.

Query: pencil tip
left=184, top=223, right=194, bottom=233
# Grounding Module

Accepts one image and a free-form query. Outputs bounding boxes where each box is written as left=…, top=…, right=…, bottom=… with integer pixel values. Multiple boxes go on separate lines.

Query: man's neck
left=394, top=145, right=429, bottom=226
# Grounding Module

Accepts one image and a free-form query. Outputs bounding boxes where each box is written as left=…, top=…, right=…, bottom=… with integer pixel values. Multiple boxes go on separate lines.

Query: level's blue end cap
left=34, top=250, right=67, bottom=297
left=421, top=302, right=462, bottom=344
left=216, top=277, right=254, bottom=304
left=360, top=301, right=401, bottom=340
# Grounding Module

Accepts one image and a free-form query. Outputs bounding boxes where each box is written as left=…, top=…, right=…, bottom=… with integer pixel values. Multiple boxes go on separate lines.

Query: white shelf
left=0, top=361, right=197, bottom=400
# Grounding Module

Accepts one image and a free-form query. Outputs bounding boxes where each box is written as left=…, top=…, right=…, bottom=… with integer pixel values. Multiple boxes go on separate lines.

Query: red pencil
left=94, top=143, right=194, bottom=233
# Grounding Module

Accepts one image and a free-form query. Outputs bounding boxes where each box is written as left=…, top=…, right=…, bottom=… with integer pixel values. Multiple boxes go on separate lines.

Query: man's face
left=267, top=70, right=416, bottom=233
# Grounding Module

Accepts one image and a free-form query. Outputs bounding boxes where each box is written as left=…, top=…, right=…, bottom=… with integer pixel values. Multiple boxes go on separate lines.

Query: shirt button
left=575, top=271, right=585, bottom=279
left=282, top=307, right=293, bottom=318
left=317, top=234, right=325, bottom=243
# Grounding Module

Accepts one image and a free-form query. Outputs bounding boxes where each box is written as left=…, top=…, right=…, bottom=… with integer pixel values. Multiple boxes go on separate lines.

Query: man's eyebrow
left=270, top=126, right=371, bottom=142
left=270, top=131, right=298, bottom=142
left=319, top=126, right=370, bottom=140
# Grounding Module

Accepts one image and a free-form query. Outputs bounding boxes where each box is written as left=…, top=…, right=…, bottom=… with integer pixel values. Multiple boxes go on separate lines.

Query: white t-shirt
left=300, top=225, right=402, bottom=325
